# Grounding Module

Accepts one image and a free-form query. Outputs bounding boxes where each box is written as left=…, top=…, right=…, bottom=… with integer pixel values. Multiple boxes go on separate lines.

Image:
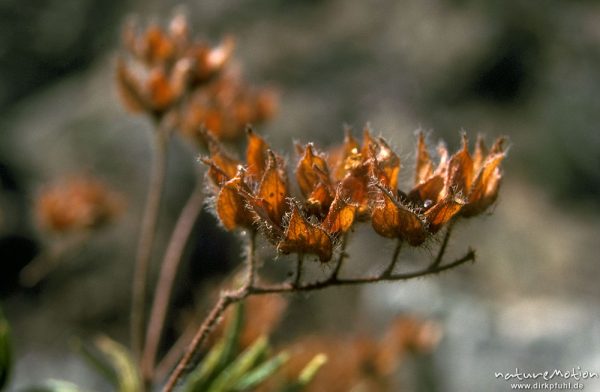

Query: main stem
left=131, top=125, right=169, bottom=360
left=162, top=240, right=474, bottom=392
left=141, top=180, right=205, bottom=383
left=162, top=234, right=256, bottom=392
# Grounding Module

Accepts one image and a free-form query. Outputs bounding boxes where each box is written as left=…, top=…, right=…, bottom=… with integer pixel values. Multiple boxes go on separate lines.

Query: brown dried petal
left=245, top=128, right=269, bottom=179
left=408, top=175, right=444, bottom=205
left=296, top=144, right=331, bottom=198
left=443, top=134, right=473, bottom=198
left=207, top=135, right=241, bottom=181
left=305, top=182, right=334, bottom=217
left=371, top=186, right=427, bottom=246
left=143, top=25, right=175, bottom=64
left=339, top=163, right=370, bottom=218
left=115, top=59, right=146, bottom=113
left=415, top=132, right=434, bottom=185
left=147, top=69, right=176, bottom=112
left=434, top=143, right=449, bottom=177
left=278, top=204, right=333, bottom=262
left=200, top=158, right=231, bottom=186
left=424, top=196, right=464, bottom=233
left=328, top=130, right=361, bottom=182
left=360, top=127, right=376, bottom=158
left=372, top=137, right=400, bottom=190
left=257, top=151, right=289, bottom=224
left=462, top=151, right=505, bottom=217
left=205, top=37, right=235, bottom=74
left=216, top=175, right=253, bottom=230
left=321, top=189, right=356, bottom=234
left=472, top=134, right=487, bottom=174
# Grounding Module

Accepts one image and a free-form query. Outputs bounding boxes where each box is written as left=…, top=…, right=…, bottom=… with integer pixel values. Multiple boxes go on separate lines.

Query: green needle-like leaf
left=206, top=336, right=269, bottom=392
left=94, top=336, right=141, bottom=392
left=183, top=341, right=225, bottom=392
left=232, top=351, right=289, bottom=391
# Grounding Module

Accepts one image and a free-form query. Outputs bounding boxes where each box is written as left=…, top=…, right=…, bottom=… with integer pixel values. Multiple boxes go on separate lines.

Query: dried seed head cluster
left=35, top=177, right=122, bottom=233
left=116, top=13, right=277, bottom=144
left=179, top=71, right=277, bottom=146
left=203, top=127, right=506, bottom=262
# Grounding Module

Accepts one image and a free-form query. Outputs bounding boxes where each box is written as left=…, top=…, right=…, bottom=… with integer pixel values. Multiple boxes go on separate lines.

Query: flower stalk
left=141, top=178, right=205, bottom=382
left=161, top=236, right=475, bottom=392
left=131, top=124, right=169, bottom=360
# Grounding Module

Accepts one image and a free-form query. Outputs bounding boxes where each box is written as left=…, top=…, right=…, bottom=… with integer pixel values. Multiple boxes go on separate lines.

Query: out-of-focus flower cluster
left=266, top=316, right=441, bottom=392
left=35, top=176, right=122, bottom=234
left=116, top=13, right=277, bottom=145
left=214, top=295, right=441, bottom=392
left=203, top=127, right=506, bottom=261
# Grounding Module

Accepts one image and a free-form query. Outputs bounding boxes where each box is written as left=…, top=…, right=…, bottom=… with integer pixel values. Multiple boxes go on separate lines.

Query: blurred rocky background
left=1, top=0, right=600, bottom=391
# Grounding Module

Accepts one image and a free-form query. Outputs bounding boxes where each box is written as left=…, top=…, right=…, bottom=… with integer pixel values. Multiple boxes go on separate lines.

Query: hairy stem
left=162, top=243, right=474, bottom=391
left=131, top=125, right=169, bottom=360
left=429, top=219, right=456, bottom=269
left=162, top=292, right=238, bottom=392
left=330, top=233, right=349, bottom=280
left=162, top=232, right=256, bottom=392
left=245, top=232, right=257, bottom=288
left=141, top=180, right=205, bottom=382
left=294, top=253, right=304, bottom=287
left=382, top=239, right=403, bottom=277
left=251, top=248, right=475, bottom=294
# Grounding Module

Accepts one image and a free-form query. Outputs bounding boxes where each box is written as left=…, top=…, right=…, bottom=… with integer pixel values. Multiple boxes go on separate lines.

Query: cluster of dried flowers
left=35, top=176, right=122, bottom=233
left=203, top=127, right=506, bottom=262
left=116, top=13, right=277, bottom=145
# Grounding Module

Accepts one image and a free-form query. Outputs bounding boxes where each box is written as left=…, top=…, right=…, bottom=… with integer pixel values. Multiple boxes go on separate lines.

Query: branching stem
left=382, top=239, right=403, bottom=277
left=430, top=219, right=456, bottom=269
left=330, top=233, right=349, bottom=280
left=161, top=241, right=475, bottom=392
left=294, top=253, right=304, bottom=287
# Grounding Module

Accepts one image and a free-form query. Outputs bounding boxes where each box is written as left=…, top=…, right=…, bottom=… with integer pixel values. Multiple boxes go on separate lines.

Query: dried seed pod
left=215, top=171, right=254, bottom=231
left=277, top=204, right=333, bottom=262
left=371, top=184, right=427, bottom=246
left=257, top=151, right=289, bottom=225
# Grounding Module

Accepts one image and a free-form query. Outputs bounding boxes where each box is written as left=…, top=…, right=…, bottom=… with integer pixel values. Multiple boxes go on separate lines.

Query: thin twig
left=162, top=232, right=256, bottom=391
left=294, top=253, right=304, bottom=287
left=141, top=179, right=205, bottom=382
left=162, top=291, right=239, bottom=392
left=131, top=124, right=169, bottom=360
left=161, top=245, right=475, bottom=392
left=381, top=239, right=403, bottom=277
left=251, top=248, right=475, bottom=295
left=429, top=219, right=456, bottom=269
left=330, top=233, right=349, bottom=280
left=153, top=305, right=207, bottom=383
left=244, top=232, right=257, bottom=288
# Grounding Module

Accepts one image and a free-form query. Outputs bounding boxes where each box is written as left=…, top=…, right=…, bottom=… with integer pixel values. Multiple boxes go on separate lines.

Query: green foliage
left=231, top=352, right=289, bottom=391
left=278, top=353, right=327, bottom=392
left=75, top=335, right=141, bottom=392
left=92, top=336, right=141, bottom=392
left=0, top=306, right=12, bottom=391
